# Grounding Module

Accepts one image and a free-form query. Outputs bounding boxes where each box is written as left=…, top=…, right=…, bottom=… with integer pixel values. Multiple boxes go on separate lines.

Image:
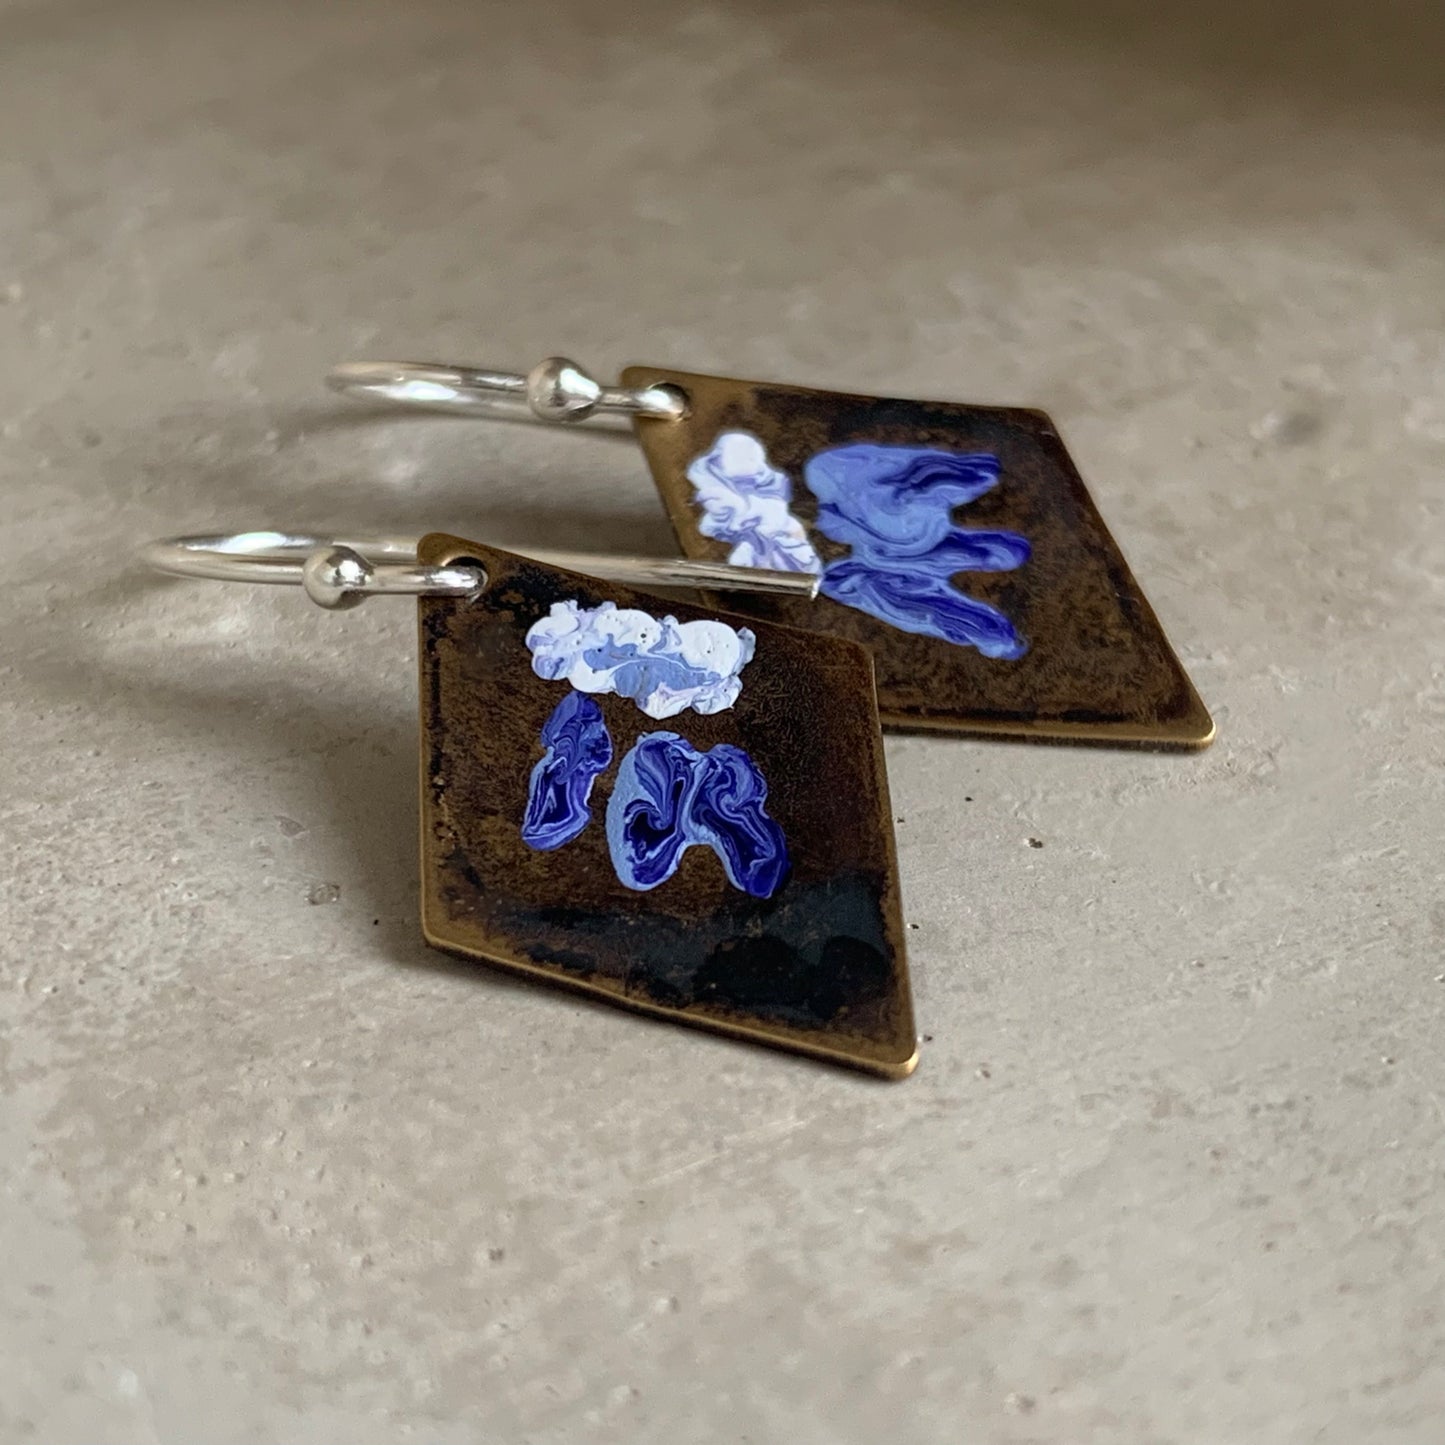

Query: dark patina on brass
left=622, top=366, right=1213, bottom=750
left=416, top=535, right=916, bottom=1078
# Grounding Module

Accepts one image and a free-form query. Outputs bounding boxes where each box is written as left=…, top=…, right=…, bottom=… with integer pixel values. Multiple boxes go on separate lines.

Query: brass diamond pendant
left=622, top=366, right=1213, bottom=749
left=416, top=534, right=917, bottom=1077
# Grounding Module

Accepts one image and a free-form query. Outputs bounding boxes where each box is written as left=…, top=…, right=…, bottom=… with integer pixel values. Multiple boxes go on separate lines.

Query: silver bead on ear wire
left=524, top=357, right=603, bottom=422
left=301, top=545, right=374, bottom=610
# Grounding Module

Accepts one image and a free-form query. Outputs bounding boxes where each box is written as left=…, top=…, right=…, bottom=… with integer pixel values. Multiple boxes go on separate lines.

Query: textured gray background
left=2, top=1, right=1443, bottom=1441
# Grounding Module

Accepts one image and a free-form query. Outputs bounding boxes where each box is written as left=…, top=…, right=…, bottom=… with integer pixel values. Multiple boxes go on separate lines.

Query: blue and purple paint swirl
left=605, top=732, right=788, bottom=898
left=684, top=431, right=1030, bottom=658
left=806, top=443, right=1030, bottom=659
left=520, top=597, right=789, bottom=899
left=520, top=692, right=613, bottom=851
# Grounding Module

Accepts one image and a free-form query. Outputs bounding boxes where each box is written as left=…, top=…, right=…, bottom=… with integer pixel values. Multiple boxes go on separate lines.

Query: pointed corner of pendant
left=881, top=1041, right=922, bottom=1081
left=845, top=1006, right=922, bottom=1081
left=1172, top=687, right=1217, bottom=751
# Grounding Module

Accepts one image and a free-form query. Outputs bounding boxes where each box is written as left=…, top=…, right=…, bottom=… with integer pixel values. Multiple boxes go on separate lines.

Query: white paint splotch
left=685, top=431, right=821, bottom=574
left=525, top=599, right=756, bottom=719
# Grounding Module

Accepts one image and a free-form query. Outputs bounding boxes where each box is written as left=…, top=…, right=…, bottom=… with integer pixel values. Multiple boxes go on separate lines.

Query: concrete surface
left=2, top=1, right=1443, bottom=1440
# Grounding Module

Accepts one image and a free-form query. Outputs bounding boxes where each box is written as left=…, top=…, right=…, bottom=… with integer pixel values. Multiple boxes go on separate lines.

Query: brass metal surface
left=623, top=366, right=1214, bottom=749
left=416, top=534, right=917, bottom=1077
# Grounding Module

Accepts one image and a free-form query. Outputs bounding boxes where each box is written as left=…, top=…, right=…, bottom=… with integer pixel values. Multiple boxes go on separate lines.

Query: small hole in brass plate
left=652, top=382, right=691, bottom=421
left=440, top=553, right=489, bottom=598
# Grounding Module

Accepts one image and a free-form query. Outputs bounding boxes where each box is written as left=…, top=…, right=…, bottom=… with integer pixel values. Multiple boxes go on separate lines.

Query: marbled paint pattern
left=605, top=732, right=789, bottom=898
left=684, top=431, right=822, bottom=573
left=520, top=692, right=613, bottom=850
left=525, top=598, right=757, bottom=720
left=805, top=443, right=1031, bottom=657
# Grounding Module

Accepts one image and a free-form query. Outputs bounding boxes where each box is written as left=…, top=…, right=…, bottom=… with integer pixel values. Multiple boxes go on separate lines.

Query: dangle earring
left=329, top=357, right=1214, bottom=749
left=141, top=532, right=917, bottom=1077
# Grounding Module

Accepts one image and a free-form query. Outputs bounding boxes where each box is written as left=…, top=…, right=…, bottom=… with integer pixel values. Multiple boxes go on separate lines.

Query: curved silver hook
left=326, top=357, right=685, bottom=425
left=141, top=532, right=819, bottom=611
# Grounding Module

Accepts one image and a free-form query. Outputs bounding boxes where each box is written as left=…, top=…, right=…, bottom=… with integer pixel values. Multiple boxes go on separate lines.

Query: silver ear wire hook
left=325, top=357, right=685, bottom=425
left=140, top=532, right=819, bottom=611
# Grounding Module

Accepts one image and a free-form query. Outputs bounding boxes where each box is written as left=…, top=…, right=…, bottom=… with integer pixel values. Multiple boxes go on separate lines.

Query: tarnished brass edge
left=876, top=705, right=1216, bottom=750
left=419, top=914, right=919, bottom=1080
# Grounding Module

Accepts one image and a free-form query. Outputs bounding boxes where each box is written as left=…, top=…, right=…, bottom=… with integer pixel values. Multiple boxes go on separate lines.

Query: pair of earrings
left=145, top=355, right=1211, bottom=1078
